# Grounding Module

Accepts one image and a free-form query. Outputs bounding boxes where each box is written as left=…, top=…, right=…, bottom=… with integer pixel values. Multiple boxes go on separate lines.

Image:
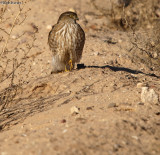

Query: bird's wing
left=48, top=23, right=66, bottom=56
left=48, top=24, right=60, bottom=55
left=48, top=25, right=55, bottom=44
left=76, top=24, right=85, bottom=62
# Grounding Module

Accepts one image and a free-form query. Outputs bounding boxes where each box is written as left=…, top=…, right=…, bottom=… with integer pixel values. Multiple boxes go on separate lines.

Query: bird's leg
left=64, top=60, right=73, bottom=72
left=69, top=59, right=73, bottom=71
left=65, top=65, right=69, bottom=72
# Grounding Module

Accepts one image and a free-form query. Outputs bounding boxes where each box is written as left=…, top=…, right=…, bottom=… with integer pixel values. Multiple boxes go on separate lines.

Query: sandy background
left=0, top=0, right=160, bottom=154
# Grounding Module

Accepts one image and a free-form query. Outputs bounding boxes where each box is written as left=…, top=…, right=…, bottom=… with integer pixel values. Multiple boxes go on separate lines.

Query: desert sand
left=0, top=0, right=160, bottom=154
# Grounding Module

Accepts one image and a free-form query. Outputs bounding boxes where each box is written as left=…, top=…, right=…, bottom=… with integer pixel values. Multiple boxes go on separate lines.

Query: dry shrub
left=119, top=0, right=160, bottom=30
left=91, top=0, right=159, bottom=30
left=119, top=0, right=160, bottom=71
left=129, top=22, right=160, bottom=72
left=0, top=1, right=38, bottom=111
left=91, top=0, right=160, bottom=72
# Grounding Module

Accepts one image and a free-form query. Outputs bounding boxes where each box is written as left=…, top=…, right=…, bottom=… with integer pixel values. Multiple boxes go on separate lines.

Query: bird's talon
left=69, top=59, right=73, bottom=71
left=65, top=65, right=69, bottom=72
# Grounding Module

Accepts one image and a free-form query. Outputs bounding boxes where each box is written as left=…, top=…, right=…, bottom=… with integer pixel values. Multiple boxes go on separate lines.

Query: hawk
left=48, top=11, right=85, bottom=73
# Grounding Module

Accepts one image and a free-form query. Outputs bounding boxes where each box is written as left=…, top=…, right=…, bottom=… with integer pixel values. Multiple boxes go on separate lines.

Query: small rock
left=137, top=102, right=144, bottom=105
left=11, top=35, right=16, bottom=39
left=137, top=83, right=146, bottom=88
left=93, top=51, right=99, bottom=56
left=70, top=106, right=80, bottom=115
left=118, top=39, right=122, bottom=43
left=85, top=15, right=93, bottom=21
left=15, top=140, right=20, bottom=144
left=153, top=52, right=158, bottom=59
left=61, top=119, right=66, bottom=123
left=105, top=38, right=117, bottom=44
left=150, top=41, right=155, bottom=47
left=62, top=129, right=67, bottom=133
left=108, top=103, right=117, bottom=108
left=113, top=144, right=122, bottom=151
left=132, top=135, right=139, bottom=140
left=46, top=25, right=52, bottom=30
left=141, top=87, right=159, bottom=104
left=155, top=112, right=160, bottom=115
left=119, top=0, right=132, bottom=7
left=75, top=117, right=87, bottom=124
left=20, top=38, right=27, bottom=44
left=155, top=8, right=160, bottom=17
left=86, top=106, right=94, bottom=110
left=21, top=134, right=27, bottom=137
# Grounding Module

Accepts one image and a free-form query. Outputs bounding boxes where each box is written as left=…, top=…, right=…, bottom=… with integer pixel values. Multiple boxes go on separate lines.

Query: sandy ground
left=0, top=0, right=160, bottom=155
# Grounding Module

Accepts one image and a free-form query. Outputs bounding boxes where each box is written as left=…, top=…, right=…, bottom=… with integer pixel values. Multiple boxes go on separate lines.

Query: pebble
left=21, top=134, right=27, bottom=137
left=118, top=39, right=122, bottom=43
left=86, top=106, right=94, bottom=110
left=11, top=35, right=16, bottom=39
left=46, top=25, right=52, bottom=30
left=62, top=129, right=67, bottom=133
left=150, top=41, right=155, bottom=46
left=137, top=102, right=144, bottom=105
left=94, top=51, right=99, bottom=56
left=85, top=15, right=93, bottom=21
left=141, top=87, right=159, bottom=104
left=113, top=144, right=121, bottom=151
left=75, top=117, right=87, bottom=124
left=137, top=83, right=145, bottom=88
left=132, top=135, right=139, bottom=140
left=108, top=103, right=117, bottom=108
left=61, top=119, right=66, bottom=123
left=70, top=106, right=80, bottom=115
left=153, top=52, right=158, bottom=58
left=155, top=8, right=160, bottom=17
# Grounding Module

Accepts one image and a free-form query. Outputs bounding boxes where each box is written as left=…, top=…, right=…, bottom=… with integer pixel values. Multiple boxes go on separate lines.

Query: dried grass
left=0, top=0, right=38, bottom=111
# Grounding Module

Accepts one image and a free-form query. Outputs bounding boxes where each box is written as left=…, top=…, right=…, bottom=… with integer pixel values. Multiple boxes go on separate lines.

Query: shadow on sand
left=77, top=64, right=160, bottom=78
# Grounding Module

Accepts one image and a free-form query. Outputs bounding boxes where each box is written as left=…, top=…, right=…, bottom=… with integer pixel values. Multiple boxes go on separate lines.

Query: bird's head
left=57, top=11, right=79, bottom=23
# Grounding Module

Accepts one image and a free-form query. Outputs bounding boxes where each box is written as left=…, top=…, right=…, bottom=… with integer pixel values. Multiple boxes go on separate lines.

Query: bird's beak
left=76, top=16, right=79, bottom=20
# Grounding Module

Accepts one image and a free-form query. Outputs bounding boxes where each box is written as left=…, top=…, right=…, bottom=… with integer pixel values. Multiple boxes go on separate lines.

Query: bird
left=48, top=11, right=85, bottom=73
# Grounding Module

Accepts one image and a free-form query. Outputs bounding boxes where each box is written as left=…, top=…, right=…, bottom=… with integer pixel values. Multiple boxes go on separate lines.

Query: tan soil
left=0, top=0, right=160, bottom=155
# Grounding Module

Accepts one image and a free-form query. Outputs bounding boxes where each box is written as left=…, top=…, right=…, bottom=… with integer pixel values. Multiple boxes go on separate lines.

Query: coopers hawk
left=48, top=11, right=85, bottom=73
